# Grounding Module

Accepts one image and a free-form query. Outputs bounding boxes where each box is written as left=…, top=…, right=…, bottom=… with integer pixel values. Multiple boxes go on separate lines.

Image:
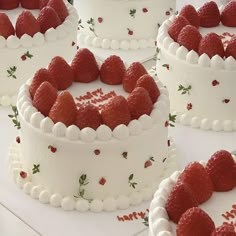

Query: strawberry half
left=100, top=55, right=126, bottom=85
left=221, top=1, right=236, bottom=27
left=135, top=74, right=160, bottom=104
left=33, top=81, right=57, bottom=116
left=37, top=6, right=61, bottom=33
left=47, top=0, right=69, bottom=22
left=15, top=10, right=40, bottom=38
left=211, top=224, right=236, bottom=236
left=122, top=62, right=147, bottom=93
left=179, top=5, right=200, bottom=28
left=49, top=91, right=77, bottom=127
left=177, top=25, right=202, bottom=52
left=168, top=16, right=190, bottom=42
left=76, top=104, right=102, bottom=130
left=20, top=0, right=39, bottom=9
left=226, top=36, right=236, bottom=59
left=101, top=96, right=131, bottom=130
left=197, top=1, right=221, bottom=27
left=206, top=150, right=236, bottom=192
left=165, top=181, right=198, bottom=224
left=0, top=0, right=19, bottom=9
left=29, top=68, right=58, bottom=98
left=48, top=56, right=74, bottom=90
left=177, top=207, right=215, bottom=236
left=71, top=48, right=99, bottom=83
left=127, top=87, right=153, bottom=120
left=0, top=13, right=15, bottom=39
left=198, top=33, right=225, bottom=59
left=179, top=162, right=213, bottom=204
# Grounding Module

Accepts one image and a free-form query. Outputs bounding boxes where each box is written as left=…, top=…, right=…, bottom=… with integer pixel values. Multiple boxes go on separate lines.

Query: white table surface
left=1, top=0, right=235, bottom=235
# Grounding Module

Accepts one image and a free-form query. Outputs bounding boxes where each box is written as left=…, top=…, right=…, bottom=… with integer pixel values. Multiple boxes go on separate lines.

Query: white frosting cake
left=8, top=55, right=179, bottom=212
left=75, top=0, right=176, bottom=50
left=156, top=5, right=236, bottom=131
left=0, top=2, right=78, bottom=106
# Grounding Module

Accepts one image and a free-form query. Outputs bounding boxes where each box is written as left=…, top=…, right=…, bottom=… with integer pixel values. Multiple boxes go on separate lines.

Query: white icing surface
left=75, top=0, right=176, bottom=49
left=156, top=13, right=236, bottom=131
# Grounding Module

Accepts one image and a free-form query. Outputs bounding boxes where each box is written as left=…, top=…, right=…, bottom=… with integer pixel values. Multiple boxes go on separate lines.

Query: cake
left=155, top=1, right=236, bottom=131
left=8, top=48, right=178, bottom=212
left=75, top=0, right=176, bottom=50
left=149, top=150, right=236, bottom=235
left=0, top=0, right=78, bottom=106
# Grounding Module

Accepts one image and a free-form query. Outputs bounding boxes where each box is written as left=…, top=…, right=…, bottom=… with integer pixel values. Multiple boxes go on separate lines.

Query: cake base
left=8, top=138, right=178, bottom=212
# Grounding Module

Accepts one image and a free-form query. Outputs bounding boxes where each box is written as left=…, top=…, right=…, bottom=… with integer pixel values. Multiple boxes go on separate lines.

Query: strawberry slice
left=49, top=91, right=77, bottom=127
left=197, top=1, right=221, bottom=27
left=100, top=55, right=126, bottom=85
left=48, top=56, right=74, bottom=90
left=29, top=68, right=58, bottom=98
left=165, top=181, right=198, bottom=224
left=177, top=25, right=202, bottom=52
left=101, top=96, right=131, bottom=130
left=177, top=207, right=215, bottom=236
left=37, top=6, right=61, bottom=33
left=198, top=33, right=225, bottom=59
left=122, top=62, right=147, bottom=93
left=20, top=0, right=39, bottom=9
left=221, top=1, right=236, bottom=27
left=0, top=13, right=15, bottom=39
left=179, top=162, right=213, bottom=204
left=168, top=16, right=189, bottom=42
left=47, top=0, right=69, bottom=22
left=0, top=0, right=19, bottom=9
left=127, top=87, right=153, bottom=120
left=226, top=36, right=236, bottom=59
left=76, top=104, right=102, bottom=130
left=206, top=150, right=236, bottom=192
left=33, top=81, right=57, bottom=116
left=15, top=10, right=40, bottom=38
left=135, top=74, right=160, bottom=104
left=71, top=48, right=99, bottom=83
left=211, top=224, right=236, bottom=235
left=179, top=5, right=200, bottom=28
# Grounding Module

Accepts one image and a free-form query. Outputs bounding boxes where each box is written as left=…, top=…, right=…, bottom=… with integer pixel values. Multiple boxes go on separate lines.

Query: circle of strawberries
left=30, top=48, right=161, bottom=131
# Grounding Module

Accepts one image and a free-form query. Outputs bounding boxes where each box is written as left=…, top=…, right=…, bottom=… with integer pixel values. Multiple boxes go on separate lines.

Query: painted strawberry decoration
left=187, top=103, right=192, bottom=110
left=144, top=157, right=155, bottom=168
left=94, top=149, right=100, bottom=155
left=162, top=64, right=170, bottom=70
left=21, top=51, right=33, bottom=61
left=71, top=41, right=75, bottom=46
left=127, top=28, right=133, bottom=36
left=165, top=11, right=171, bottom=16
left=16, top=136, right=20, bottom=143
left=223, top=99, right=230, bottom=104
left=48, top=145, right=57, bottom=153
left=20, top=171, right=27, bottom=179
left=212, top=80, right=219, bottom=86
left=99, top=177, right=106, bottom=186
left=97, top=17, right=103, bottom=23
left=122, top=152, right=128, bottom=159
left=142, top=8, right=148, bottom=13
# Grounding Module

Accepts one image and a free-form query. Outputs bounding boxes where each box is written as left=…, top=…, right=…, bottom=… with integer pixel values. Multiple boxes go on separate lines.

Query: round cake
left=75, top=0, right=176, bottom=50
left=155, top=1, right=236, bottom=131
left=9, top=48, right=178, bottom=212
left=149, top=150, right=236, bottom=235
left=0, top=0, right=78, bottom=106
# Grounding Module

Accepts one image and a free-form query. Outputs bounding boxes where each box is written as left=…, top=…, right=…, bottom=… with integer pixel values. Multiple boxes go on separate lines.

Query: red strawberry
left=20, top=0, right=39, bottom=9
left=226, top=36, right=236, bottom=59
left=198, top=33, right=225, bottom=59
left=0, top=0, right=19, bottom=9
left=101, top=96, right=131, bottom=130
left=206, top=150, right=236, bottom=192
left=211, top=224, right=236, bottom=236
left=48, top=91, right=77, bottom=127
left=221, top=1, right=236, bottom=27
left=179, top=5, right=200, bottom=28
left=37, top=6, right=61, bottom=33
left=135, top=74, right=160, bottom=104
left=15, top=10, right=40, bottom=38
left=179, top=162, right=213, bottom=204
left=168, top=16, right=190, bottom=42
left=47, top=0, right=69, bottom=22
left=122, top=62, right=147, bottom=93
left=33, top=81, right=58, bottom=116
left=177, top=25, right=202, bottom=52
left=100, top=55, right=126, bottom=85
left=127, top=87, right=153, bottom=120
left=0, top=13, right=15, bottom=39
left=144, top=160, right=152, bottom=168
left=29, top=68, right=58, bottom=98
left=71, top=48, right=99, bottom=83
left=75, top=104, right=102, bottom=130
left=197, top=1, right=221, bottom=27
left=39, top=0, right=49, bottom=9
left=177, top=207, right=215, bottom=236
left=48, top=56, right=74, bottom=90
left=165, top=182, right=198, bottom=224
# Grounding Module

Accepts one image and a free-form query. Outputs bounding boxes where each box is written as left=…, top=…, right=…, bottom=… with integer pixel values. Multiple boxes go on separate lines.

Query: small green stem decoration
left=8, top=106, right=21, bottom=129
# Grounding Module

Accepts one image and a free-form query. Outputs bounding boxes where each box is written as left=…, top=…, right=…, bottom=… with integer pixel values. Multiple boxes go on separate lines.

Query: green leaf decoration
left=7, top=66, right=17, bottom=79
left=32, top=164, right=40, bottom=174
left=8, top=106, right=21, bottom=129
